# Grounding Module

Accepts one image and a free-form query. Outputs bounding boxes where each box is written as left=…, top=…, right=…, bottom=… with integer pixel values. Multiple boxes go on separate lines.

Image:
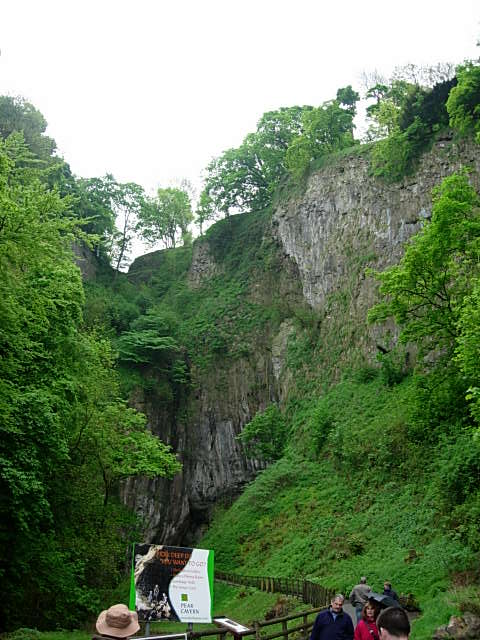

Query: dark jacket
left=383, top=587, right=399, bottom=601
left=310, top=608, right=354, bottom=640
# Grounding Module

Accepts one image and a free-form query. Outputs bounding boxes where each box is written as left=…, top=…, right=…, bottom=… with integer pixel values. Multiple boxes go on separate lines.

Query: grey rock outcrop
left=122, top=135, right=480, bottom=545
left=433, top=613, right=480, bottom=640
left=274, top=136, right=480, bottom=311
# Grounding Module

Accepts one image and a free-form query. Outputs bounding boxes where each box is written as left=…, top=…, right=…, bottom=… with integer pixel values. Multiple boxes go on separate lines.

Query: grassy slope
left=200, top=375, right=479, bottom=640
left=83, top=190, right=479, bottom=640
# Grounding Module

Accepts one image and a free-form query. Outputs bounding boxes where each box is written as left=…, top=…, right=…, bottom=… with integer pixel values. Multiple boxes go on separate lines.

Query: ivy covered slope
left=199, top=171, right=480, bottom=640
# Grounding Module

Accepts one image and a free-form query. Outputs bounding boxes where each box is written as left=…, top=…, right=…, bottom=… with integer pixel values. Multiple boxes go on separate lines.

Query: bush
left=237, top=405, right=289, bottom=462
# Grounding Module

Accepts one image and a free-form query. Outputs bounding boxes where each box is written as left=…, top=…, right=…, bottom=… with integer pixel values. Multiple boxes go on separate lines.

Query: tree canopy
left=137, top=186, right=193, bottom=248
left=0, top=126, right=181, bottom=629
left=200, top=105, right=313, bottom=217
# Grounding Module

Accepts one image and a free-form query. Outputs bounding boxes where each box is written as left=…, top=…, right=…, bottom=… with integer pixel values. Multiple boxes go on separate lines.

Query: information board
left=130, top=544, right=214, bottom=623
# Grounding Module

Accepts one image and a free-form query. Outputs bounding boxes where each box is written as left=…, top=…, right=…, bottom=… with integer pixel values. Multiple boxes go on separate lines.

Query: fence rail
left=138, top=573, right=335, bottom=640
left=190, top=607, right=323, bottom=640
left=215, top=571, right=336, bottom=609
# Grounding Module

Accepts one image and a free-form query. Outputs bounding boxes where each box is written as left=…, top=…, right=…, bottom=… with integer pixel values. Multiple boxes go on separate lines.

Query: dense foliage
left=199, top=173, right=480, bottom=640
left=0, top=108, right=180, bottom=631
left=1, top=53, right=480, bottom=637
left=199, top=90, right=359, bottom=219
left=136, top=186, right=193, bottom=248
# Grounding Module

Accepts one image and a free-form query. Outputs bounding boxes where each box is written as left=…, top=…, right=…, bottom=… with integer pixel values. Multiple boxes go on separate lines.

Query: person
left=349, top=577, right=372, bottom=622
left=376, top=607, right=410, bottom=640
left=93, top=603, right=140, bottom=639
left=382, top=582, right=399, bottom=602
left=353, top=602, right=380, bottom=640
left=310, top=594, right=354, bottom=640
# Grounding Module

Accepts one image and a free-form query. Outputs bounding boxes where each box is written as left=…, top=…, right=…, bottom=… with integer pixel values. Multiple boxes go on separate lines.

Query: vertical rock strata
left=274, top=137, right=480, bottom=310
left=122, top=136, right=480, bottom=544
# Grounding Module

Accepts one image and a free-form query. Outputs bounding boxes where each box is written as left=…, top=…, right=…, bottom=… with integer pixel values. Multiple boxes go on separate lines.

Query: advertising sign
left=130, top=544, right=214, bottom=623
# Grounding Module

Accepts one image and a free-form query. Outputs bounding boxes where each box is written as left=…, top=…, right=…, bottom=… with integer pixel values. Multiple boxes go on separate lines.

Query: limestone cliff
left=122, top=135, right=480, bottom=544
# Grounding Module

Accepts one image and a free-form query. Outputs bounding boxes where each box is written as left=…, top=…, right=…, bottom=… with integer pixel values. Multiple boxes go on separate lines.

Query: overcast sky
left=1, top=0, right=479, bottom=258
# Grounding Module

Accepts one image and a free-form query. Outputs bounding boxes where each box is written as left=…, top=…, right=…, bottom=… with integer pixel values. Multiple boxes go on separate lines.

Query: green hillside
left=2, top=61, right=480, bottom=638
left=94, top=173, right=480, bottom=640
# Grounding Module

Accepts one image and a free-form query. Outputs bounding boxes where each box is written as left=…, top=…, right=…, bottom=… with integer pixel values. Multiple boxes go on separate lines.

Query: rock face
left=433, top=613, right=480, bottom=640
left=122, top=136, right=480, bottom=545
left=121, top=354, right=273, bottom=543
left=72, top=242, right=100, bottom=280
left=274, top=136, right=480, bottom=311
left=187, top=241, right=221, bottom=288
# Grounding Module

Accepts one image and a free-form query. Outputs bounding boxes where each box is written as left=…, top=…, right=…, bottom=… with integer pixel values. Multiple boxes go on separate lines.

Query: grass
left=200, top=375, right=480, bottom=640
left=77, top=175, right=479, bottom=640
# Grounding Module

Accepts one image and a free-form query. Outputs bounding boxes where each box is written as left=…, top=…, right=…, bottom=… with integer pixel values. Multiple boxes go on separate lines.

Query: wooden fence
left=137, top=573, right=335, bottom=640
left=190, top=607, right=323, bottom=640
left=215, top=571, right=336, bottom=609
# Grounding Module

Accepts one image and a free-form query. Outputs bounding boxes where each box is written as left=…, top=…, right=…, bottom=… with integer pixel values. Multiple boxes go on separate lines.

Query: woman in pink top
left=353, top=602, right=380, bottom=640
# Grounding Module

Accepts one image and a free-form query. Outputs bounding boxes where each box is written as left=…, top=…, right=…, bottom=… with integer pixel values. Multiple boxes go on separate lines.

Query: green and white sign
left=130, top=544, right=214, bottom=623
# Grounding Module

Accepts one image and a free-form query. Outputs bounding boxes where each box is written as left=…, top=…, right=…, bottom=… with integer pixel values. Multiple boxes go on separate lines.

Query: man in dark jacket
left=310, top=594, right=354, bottom=640
left=382, top=582, right=399, bottom=602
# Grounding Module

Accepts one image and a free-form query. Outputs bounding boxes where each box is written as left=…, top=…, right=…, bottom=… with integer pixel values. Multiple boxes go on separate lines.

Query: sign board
left=213, top=617, right=251, bottom=634
left=130, top=544, right=214, bottom=623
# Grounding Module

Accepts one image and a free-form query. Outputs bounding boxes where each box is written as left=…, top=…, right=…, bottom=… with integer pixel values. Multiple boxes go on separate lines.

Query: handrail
left=253, top=607, right=323, bottom=628
left=215, top=571, right=335, bottom=609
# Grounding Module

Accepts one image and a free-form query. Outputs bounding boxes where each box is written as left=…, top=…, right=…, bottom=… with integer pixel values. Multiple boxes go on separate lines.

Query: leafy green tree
left=237, top=404, right=289, bottom=462
left=137, top=186, right=193, bottom=248
left=75, top=174, right=118, bottom=256
left=70, top=336, right=181, bottom=505
left=107, top=180, right=146, bottom=272
left=369, top=77, right=457, bottom=181
left=0, top=133, right=182, bottom=629
left=365, top=80, right=413, bottom=140
left=368, top=172, right=480, bottom=453
left=117, top=310, right=181, bottom=365
left=447, top=61, right=480, bottom=142
left=285, top=91, right=359, bottom=179
left=117, top=308, right=190, bottom=402
left=368, top=173, right=480, bottom=355
left=336, top=85, right=360, bottom=117
left=201, top=106, right=312, bottom=217
left=0, top=133, right=87, bottom=627
left=455, top=282, right=480, bottom=424
left=0, top=95, right=56, bottom=160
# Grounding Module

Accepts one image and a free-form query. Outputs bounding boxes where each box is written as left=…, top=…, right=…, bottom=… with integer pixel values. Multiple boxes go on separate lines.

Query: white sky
left=1, top=0, right=479, bottom=259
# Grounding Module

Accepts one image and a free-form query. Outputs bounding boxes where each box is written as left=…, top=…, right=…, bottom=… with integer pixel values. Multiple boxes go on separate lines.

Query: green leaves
left=285, top=94, right=357, bottom=179
left=447, top=61, right=480, bottom=141
left=368, top=173, right=480, bottom=355
left=237, top=405, right=289, bottom=462
left=117, top=307, right=181, bottom=364
left=368, top=173, right=480, bottom=436
left=201, top=106, right=312, bottom=217
left=136, top=186, right=193, bottom=248
left=0, top=121, right=183, bottom=629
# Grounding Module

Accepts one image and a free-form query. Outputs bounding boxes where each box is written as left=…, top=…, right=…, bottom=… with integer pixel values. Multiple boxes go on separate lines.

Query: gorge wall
left=121, top=135, right=480, bottom=545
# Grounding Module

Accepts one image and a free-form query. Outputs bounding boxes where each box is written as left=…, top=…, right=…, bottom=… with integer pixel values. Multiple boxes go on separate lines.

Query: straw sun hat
left=96, top=604, right=140, bottom=638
